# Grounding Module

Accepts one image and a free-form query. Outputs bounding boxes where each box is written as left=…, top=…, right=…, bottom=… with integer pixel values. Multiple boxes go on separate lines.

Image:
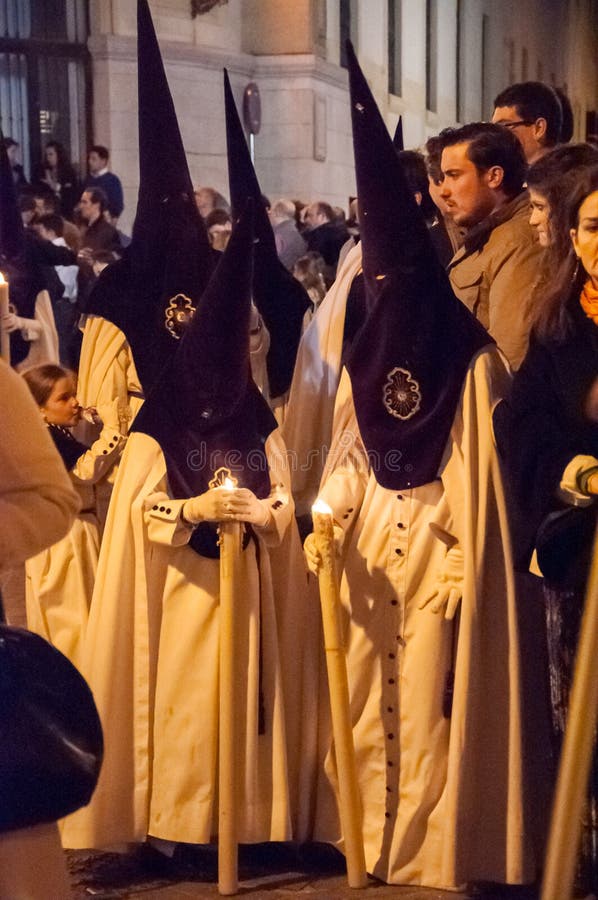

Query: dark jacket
left=496, top=295, right=598, bottom=583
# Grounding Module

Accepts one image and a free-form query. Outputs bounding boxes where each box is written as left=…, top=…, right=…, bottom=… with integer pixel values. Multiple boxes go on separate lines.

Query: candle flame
left=312, top=498, right=332, bottom=516
left=0, top=272, right=6, bottom=285
left=224, top=477, right=235, bottom=490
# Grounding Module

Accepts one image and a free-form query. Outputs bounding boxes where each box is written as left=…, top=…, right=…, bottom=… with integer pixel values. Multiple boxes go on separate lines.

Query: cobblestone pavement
left=67, top=844, right=539, bottom=900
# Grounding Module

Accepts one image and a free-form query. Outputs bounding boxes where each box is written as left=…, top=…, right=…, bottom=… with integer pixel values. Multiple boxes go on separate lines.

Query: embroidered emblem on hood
left=383, top=367, right=421, bottom=420
left=165, top=293, right=196, bottom=339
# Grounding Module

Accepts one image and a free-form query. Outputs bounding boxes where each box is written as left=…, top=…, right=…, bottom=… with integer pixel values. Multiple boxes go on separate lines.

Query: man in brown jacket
left=440, top=122, right=542, bottom=369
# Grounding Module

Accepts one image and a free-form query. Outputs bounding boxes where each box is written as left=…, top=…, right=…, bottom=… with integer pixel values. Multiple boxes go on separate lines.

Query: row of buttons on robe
left=385, top=493, right=408, bottom=812
left=102, top=435, right=120, bottom=454
left=152, top=504, right=173, bottom=514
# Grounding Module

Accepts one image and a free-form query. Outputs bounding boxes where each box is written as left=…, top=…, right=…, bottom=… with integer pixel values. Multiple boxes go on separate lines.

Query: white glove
left=2, top=311, right=28, bottom=332
left=96, top=397, right=129, bottom=432
left=418, top=544, right=464, bottom=620
left=303, top=525, right=344, bottom=576
left=183, top=489, right=234, bottom=524
left=225, top=487, right=271, bottom=527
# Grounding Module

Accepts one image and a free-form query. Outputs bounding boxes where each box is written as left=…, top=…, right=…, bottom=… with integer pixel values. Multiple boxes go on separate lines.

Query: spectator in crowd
left=399, top=148, right=455, bottom=266
left=3, top=137, right=27, bottom=187
left=18, top=191, right=37, bottom=227
left=303, top=200, right=349, bottom=285
left=31, top=187, right=80, bottom=252
left=35, top=213, right=80, bottom=367
left=498, top=164, right=598, bottom=895
left=204, top=207, right=232, bottom=250
left=82, top=145, right=124, bottom=221
left=193, top=185, right=230, bottom=220
left=77, top=187, right=121, bottom=312
left=32, top=140, right=80, bottom=220
left=269, top=197, right=307, bottom=270
left=424, top=133, right=463, bottom=257
left=492, top=81, right=565, bottom=164
left=292, top=251, right=327, bottom=330
left=441, top=122, right=543, bottom=368
left=527, top=142, right=598, bottom=249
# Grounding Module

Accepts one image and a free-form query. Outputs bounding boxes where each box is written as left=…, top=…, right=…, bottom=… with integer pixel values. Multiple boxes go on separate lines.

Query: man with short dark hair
left=269, top=198, right=307, bottom=270
left=492, top=81, right=565, bottom=164
left=77, top=187, right=121, bottom=312
left=303, top=200, right=349, bottom=284
left=83, top=145, right=124, bottom=220
left=441, top=122, right=542, bottom=368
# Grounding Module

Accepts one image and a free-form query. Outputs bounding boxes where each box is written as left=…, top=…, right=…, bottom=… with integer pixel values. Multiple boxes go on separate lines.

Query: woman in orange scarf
left=499, top=164, right=598, bottom=894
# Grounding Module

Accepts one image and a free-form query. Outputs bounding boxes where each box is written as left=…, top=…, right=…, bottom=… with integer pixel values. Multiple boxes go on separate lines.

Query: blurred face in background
left=571, top=190, right=598, bottom=290
left=528, top=188, right=551, bottom=247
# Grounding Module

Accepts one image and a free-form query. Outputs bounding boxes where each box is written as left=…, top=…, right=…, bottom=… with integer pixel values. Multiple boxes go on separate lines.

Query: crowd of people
left=3, top=3, right=598, bottom=897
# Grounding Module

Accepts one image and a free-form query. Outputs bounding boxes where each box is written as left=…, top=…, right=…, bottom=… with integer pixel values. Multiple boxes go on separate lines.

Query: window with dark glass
left=388, top=0, right=401, bottom=96
left=425, top=0, right=438, bottom=113
left=0, top=0, right=90, bottom=179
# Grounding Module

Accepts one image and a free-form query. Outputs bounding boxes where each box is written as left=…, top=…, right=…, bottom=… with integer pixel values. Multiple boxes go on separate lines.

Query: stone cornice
left=87, top=33, right=348, bottom=90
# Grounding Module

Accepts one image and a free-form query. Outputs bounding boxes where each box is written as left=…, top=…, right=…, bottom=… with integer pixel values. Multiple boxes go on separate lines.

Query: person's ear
left=532, top=117, right=548, bottom=143
left=485, top=165, right=505, bottom=191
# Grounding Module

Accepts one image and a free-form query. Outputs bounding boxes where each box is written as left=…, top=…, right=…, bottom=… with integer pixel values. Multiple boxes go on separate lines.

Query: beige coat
left=312, top=350, right=536, bottom=888
left=448, top=193, right=542, bottom=370
left=61, top=428, right=319, bottom=849
left=0, top=359, right=78, bottom=573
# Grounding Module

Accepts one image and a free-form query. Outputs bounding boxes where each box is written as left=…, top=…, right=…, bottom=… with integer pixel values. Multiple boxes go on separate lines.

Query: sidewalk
left=68, top=844, right=539, bottom=900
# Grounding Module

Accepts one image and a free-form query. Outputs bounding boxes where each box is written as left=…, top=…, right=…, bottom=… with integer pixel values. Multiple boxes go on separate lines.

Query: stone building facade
left=5, top=1, right=596, bottom=229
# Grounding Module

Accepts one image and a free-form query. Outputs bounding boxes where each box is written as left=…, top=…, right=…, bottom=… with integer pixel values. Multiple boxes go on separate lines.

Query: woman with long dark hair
left=502, top=165, right=598, bottom=894
left=32, top=141, right=80, bottom=220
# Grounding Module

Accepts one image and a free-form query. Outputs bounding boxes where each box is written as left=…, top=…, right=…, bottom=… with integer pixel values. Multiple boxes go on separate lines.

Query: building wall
left=90, top=0, right=598, bottom=233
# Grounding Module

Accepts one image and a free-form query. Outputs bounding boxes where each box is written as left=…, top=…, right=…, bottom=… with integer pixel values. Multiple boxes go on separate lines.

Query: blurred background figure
left=269, top=197, right=307, bottom=270
left=32, top=141, right=80, bottom=221
left=292, top=251, right=327, bottom=331
left=82, top=145, right=124, bottom=222
left=194, top=184, right=230, bottom=220
left=204, top=207, right=232, bottom=250
left=303, top=200, right=349, bottom=287
left=3, top=137, right=27, bottom=187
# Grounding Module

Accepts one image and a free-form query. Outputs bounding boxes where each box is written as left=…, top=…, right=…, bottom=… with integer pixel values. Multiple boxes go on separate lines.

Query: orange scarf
left=580, top=279, right=598, bottom=325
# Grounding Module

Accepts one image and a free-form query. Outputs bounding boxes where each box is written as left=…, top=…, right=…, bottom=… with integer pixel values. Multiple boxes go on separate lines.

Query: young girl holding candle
left=21, top=363, right=126, bottom=670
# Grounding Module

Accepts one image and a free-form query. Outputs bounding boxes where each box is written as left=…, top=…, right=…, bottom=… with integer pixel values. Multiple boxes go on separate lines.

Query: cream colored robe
left=76, top=317, right=143, bottom=532
left=282, top=242, right=363, bottom=515
left=313, top=349, right=535, bottom=889
left=13, top=289, right=59, bottom=372
left=25, top=423, right=126, bottom=671
left=62, top=427, right=317, bottom=849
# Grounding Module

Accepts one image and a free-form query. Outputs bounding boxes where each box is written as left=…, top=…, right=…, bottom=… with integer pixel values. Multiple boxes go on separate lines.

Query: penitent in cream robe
left=312, top=349, right=536, bottom=890
left=62, top=427, right=320, bottom=850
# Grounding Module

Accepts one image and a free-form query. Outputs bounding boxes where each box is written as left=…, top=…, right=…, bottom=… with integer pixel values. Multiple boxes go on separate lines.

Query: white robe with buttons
left=313, top=349, right=536, bottom=889
left=61, top=427, right=317, bottom=849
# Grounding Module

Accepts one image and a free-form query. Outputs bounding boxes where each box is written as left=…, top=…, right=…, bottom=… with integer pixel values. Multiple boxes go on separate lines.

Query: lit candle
left=218, top=474, right=241, bottom=896
left=0, top=272, right=10, bottom=364
left=311, top=498, right=367, bottom=889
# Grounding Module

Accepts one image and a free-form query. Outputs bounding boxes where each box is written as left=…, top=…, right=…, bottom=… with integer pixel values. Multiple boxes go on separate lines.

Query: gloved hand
left=183, top=488, right=234, bottom=524
left=225, top=487, right=271, bottom=527
left=2, top=311, right=28, bottom=332
left=303, top=525, right=344, bottom=576
left=96, top=397, right=129, bottom=432
left=418, top=544, right=464, bottom=620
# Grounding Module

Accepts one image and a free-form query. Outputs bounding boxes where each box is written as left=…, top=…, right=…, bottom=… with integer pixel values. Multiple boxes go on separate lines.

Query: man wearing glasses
left=492, top=81, right=565, bottom=164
